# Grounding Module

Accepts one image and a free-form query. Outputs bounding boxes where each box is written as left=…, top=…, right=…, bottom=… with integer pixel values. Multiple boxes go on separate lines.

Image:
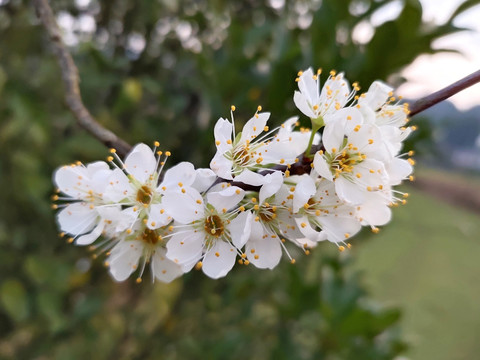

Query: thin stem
left=304, top=124, right=320, bottom=158
left=408, top=69, right=480, bottom=117
left=33, top=0, right=132, bottom=157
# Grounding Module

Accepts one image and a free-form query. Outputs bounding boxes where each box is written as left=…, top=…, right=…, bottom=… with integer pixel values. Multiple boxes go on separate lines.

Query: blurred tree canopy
left=0, top=0, right=477, bottom=358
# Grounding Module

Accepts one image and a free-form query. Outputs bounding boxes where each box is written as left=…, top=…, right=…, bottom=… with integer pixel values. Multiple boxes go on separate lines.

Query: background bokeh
left=1, top=0, right=480, bottom=359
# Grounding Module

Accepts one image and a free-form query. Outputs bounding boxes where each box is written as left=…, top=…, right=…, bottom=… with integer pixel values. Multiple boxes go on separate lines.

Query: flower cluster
left=53, top=67, right=414, bottom=282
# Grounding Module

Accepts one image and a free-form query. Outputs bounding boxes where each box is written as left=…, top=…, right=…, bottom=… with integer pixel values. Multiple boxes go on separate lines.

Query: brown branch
left=408, top=69, right=480, bottom=117
left=33, top=0, right=132, bottom=157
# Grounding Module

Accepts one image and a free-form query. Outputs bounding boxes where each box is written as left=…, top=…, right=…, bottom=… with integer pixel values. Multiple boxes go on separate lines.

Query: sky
left=398, top=0, right=480, bottom=110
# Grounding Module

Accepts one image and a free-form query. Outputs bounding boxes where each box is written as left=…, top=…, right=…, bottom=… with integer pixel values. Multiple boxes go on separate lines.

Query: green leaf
left=0, top=279, right=29, bottom=322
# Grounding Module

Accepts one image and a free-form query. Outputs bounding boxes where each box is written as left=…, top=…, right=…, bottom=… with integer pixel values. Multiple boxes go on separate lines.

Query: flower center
left=259, top=204, right=277, bottom=222
left=136, top=185, right=153, bottom=204
left=204, top=215, right=224, bottom=237
left=331, top=149, right=364, bottom=178
left=232, top=146, right=251, bottom=167
left=141, top=228, right=159, bottom=245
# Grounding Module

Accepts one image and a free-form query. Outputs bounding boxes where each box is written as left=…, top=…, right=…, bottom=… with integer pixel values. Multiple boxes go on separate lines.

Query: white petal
left=297, top=68, right=319, bottom=104
left=147, top=203, right=173, bottom=229
left=241, top=112, right=270, bottom=141
left=293, top=91, right=316, bottom=118
left=104, top=168, right=133, bottom=202
left=259, top=171, right=283, bottom=204
left=76, top=221, right=105, bottom=245
left=234, top=169, right=265, bottom=186
left=247, top=237, right=282, bottom=270
left=166, top=230, right=204, bottom=265
left=151, top=248, right=183, bottom=283
left=322, top=120, right=345, bottom=155
left=320, top=72, right=350, bottom=114
left=213, top=118, right=234, bottom=153
left=277, top=116, right=299, bottom=137
left=54, top=165, right=89, bottom=198
left=313, top=153, right=333, bottom=181
left=114, top=207, right=140, bottom=232
left=361, top=81, right=392, bottom=110
left=228, top=211, right=252, bottom=248
left=124, top=143, right=156, bottom=183
left=192, top=168, right=217, bottom=192
left=335, top=177, right=365, bottom=205
left=293, top=176, right=316, bottom=212
left=161, top=188, right=204, bottom=224
left=319, top=216, right=362, bottom=244
left=294, top=217, right=326, bottom=242
left=246, top=223, right=282, bottom=269
left=210, top=153, right=233, bottom=180
left=206, top=186, right=244, bottom=212
left=385, top=158, right=413, bottom=185
left=57, top=202, right=97, bottom=235
left=160, top=162, right=196, bottom=191
left=357, top=198, right=392, bottom=226
left=202, top=241, right=237, bottom=279
left=108, top=240, right=143, bottom=282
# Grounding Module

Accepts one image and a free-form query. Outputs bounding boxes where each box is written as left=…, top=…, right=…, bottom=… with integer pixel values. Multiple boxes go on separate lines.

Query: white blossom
left=162, top=185, right=252, bottom=278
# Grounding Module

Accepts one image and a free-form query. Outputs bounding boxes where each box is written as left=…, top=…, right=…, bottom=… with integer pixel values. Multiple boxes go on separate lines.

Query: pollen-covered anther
left=195, top=261, right=203, bottom=270
left=371, top=227, right=380, bottom=234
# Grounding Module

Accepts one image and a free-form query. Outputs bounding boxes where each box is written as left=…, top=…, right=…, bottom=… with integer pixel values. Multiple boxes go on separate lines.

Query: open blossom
left=292, top=176, right=361, bottom=245
left=104, top=143, right=196, bottom=232
left=162, top=185, right=252, bottom=279
left=243, top=172, right=303, bottom=269
left=312, top=108, right=388, bottom=205
left=294, top=67, right=359, bottom=121
left=210, top=108, right=271, bottom=185
left=54, top=161, right=114, bottom=245
left=210, top=108, right=313, bottom=186
left=107, top=223, right=183, bottom=283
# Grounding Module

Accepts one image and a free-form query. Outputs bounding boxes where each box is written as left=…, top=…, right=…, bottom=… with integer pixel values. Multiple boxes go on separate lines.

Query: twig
left=408, top=69, right=480, bottom=117
left=33, top=0, right=132, bottom=157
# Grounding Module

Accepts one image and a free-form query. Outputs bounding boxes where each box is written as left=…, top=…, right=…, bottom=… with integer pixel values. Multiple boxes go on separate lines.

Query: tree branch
left=408, top=69, right=480, bottom=117
left=33, top=0, right=132, bottom=157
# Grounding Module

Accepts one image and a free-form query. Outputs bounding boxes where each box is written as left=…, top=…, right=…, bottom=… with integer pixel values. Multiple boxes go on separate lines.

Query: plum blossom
left=54, top=161, right=114, bottom=245
left=162, top=185, right=252, bottom=279
left=243, top=172, right=303, bottom=269
left=107, top=223, right=183, bottom=283
left=312, top=108, right=388, bottom=205
left=210, top=108, right=313, bottom=185
left=294, top=67, right=359, bottom=122
left=292, top=176, right=362, bottom=246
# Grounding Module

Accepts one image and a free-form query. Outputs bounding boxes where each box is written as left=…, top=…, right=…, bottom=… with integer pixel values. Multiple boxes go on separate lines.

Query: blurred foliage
left=0, top=0, right=478, bottom=358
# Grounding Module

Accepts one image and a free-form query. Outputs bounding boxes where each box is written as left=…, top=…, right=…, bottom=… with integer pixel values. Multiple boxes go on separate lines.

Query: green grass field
left=352, top=184, right=480, bottom=360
